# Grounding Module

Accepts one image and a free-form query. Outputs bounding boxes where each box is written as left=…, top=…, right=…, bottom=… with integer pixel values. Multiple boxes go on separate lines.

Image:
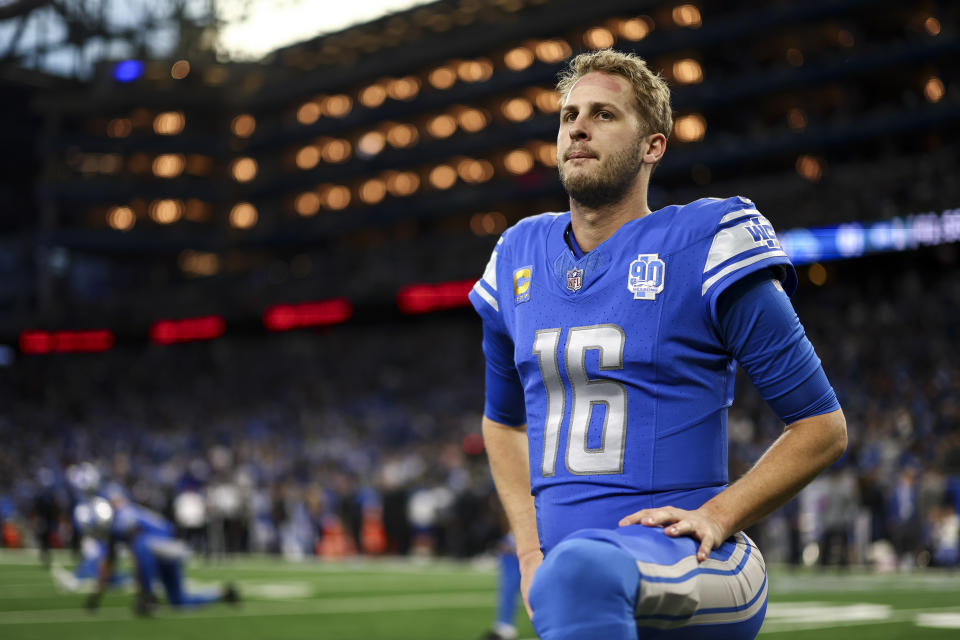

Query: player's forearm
left=701, top=408, right=847, bottom=538
left=482, top=416, right=540, bottom=558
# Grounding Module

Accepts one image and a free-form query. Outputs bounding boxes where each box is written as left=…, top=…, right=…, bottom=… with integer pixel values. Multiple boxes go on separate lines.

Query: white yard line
left=0, top=590, right=496, bottom=625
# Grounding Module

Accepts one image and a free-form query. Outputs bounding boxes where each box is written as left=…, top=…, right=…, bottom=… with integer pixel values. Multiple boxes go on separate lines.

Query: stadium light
left=429, top=165, right=457, bottom=190
left=360, top=83, right=387, bottom=108
left=787, top=108, right=807, bottom=130
left=321, top=95, right=352, bottom=117
left=296, top=145, right=321, bottom=170
left=295, top=192, right=321, bottom=217
left=456, top=107, right=488, bottom=132
left=107, top=118, right=132, bottom=138
left=149, top=199, right=183, bottom=224
left=153, top=111, right=185, bottom=135
left=263, top=298, right=353, bottom=331
left=178, top=250, right=219, bottom=277
left=319, top=138, right=352, bottom=163
left=427, top=114, right=457, bottom=138
left=619, top=17, right=653, bottom=41
left=673, top=59, right=703, bottom=84
left=231, top=114, right=256, bottom=138
left=107, top=206, right=136, bottom=231
left=386, top=77, right=420, bottom=101
left=470, top=212, right=507, bottom=236
left=672, top=4, right=702, bottom=28
left=924, top=76, right=945, bottom=103
left=149, top=316, right=226, bottom=345
left=674, top=114, right=706, bottom=142
left=297, top=102, right=321, bottom=124
left=504, top=46, right=534, bottom=71
left=428, top=66, right=457, bottom=89
left=584, top=27, right=615, bottom=49
left=397, top=280, right=474, bottom=315
left=530, top=88, right=561, bottom=113
left=385, top=123, right=419, bottom=148
left=152, top=154, right=185, bottom=178
left=504, top=149, right=534, bottom=175
left=384, top=171, right=420, bottom=197
left=171, top=60, right=190, bottom=79
left=796, top=155, right=823, bottom=182
left=229, top=203, right=258, bottom=228
left=457, top=158, right=494, bottom=183
left=319, top=185, right=351, bottom=210
left=357, top=131, right=386, bottom=158
left=502, top=97, right=534, bottom=122
left=113, top=60, right=144, bottom=83
left=231, top=157, right=258, bottom=182
left=457, top=59, right=493, bottom=83
left=530, top=141, right=558, bottom=167
left=359, top=178, right=387, bottom=205
left=534, top=39, right=571, bottom=63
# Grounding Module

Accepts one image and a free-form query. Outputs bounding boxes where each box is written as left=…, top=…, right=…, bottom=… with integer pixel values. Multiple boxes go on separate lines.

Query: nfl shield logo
left=566, top=267, right=584, bottom=292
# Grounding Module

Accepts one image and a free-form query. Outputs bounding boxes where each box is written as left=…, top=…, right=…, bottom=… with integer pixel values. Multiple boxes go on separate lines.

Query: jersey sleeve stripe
left=704, top=213, right=778, bottom=272
left=718, top=208, right=759, bottom=226
left=472, top=280, right=499, bottom=311
left=701, top=250, right=788, bottom=296
left=481, top=249, right=498, bottom=290
left=704, top=226, right=763, bottom=272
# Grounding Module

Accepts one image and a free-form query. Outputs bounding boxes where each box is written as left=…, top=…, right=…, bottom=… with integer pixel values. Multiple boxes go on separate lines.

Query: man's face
left=556, top=71, right=646, bottom=208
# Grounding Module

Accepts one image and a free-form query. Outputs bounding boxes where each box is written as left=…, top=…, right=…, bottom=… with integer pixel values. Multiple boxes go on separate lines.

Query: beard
left=558, top=136, right=644, bottom=209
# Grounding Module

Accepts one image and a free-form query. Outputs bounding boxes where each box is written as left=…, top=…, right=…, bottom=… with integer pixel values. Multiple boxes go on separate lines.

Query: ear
left=642, top=133, right=667, bottom=165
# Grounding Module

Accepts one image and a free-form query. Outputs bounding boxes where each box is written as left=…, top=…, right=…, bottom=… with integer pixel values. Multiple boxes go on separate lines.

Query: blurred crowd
left=2, top=249, right=959, bottom=571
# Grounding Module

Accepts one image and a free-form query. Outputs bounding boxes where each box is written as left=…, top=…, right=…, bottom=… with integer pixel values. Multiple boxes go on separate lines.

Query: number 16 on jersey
left=532, top=324, right=628, bottom=478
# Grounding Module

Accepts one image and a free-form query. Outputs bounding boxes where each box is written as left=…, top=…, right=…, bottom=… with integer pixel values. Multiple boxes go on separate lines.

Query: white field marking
left=764, top=602, right=892, bottom=624
left=0, top=590, right=497, bottom=625
left=761, top=604, right=960, bottom=633
left=771, top=571, right=960, bottom=593
left=184, top=573, right=491, bottom=595
left=0, top=551, right=44, bottom=565
left=235, top=582, right=313, bottom=599
left=915, top=613, right=960, bottom=628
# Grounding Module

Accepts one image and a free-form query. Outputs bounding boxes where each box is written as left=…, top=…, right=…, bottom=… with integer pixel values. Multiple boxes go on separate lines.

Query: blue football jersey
left=469, top=197, right=797, bottom=551
left=111, top=501, right=175, bottom=542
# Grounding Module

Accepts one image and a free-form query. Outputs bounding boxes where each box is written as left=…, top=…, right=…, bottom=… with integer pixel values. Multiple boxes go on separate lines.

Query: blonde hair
left=556, top=49, right=673, bottom=138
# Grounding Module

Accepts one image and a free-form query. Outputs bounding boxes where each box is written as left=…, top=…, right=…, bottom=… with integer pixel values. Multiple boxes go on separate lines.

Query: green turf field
left=2, top=550, right=959, bottom=639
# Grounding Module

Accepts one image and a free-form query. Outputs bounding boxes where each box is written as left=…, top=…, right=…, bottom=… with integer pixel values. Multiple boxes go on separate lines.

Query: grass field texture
left=1, top=550, right=959, bottom=639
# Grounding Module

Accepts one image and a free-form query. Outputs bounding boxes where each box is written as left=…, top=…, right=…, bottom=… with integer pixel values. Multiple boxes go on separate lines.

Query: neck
left=568, top=182, right=651, bottom=252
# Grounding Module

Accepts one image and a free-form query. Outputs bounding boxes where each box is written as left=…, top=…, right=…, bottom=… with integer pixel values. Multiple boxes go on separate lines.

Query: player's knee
left=530, top=538, right=639, bottom=639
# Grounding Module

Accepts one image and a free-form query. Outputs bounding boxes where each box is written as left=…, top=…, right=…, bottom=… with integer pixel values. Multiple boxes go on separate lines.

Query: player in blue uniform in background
left=477, top=531, right=522, bottom=640
left=469, top=49, right=847, bottom=639
left=84, top=492, right=238, bottom=616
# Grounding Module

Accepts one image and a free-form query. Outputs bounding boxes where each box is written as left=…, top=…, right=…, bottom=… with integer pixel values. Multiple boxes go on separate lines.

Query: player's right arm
left=483, top=416, right=541, bottom=616
left=469, top=231, right=541, bottom=614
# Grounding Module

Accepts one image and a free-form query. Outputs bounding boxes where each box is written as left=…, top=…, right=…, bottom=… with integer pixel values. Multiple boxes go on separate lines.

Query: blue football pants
left=528, top=527, right=767, bottom=640
left=133, top=537, right=221, bottom=607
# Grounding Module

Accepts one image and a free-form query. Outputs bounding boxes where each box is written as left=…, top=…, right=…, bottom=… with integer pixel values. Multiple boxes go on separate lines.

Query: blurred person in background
left=819, top=463, right=858, bottom=567
left=887, top=466, right=923, bottom=569
left=477, top=530, right=522, bottom=640
left=83, top=491, right=239, bottom=616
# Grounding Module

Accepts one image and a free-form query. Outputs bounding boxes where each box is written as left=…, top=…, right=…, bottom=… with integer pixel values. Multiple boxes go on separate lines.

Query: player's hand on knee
left=517, top=549, right=543, bottom=619
left=618, top=506, right=727, bottom=562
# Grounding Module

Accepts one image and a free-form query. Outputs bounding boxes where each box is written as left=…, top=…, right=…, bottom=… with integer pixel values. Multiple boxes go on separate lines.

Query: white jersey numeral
left=532, top=325, right=628, bottom=476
